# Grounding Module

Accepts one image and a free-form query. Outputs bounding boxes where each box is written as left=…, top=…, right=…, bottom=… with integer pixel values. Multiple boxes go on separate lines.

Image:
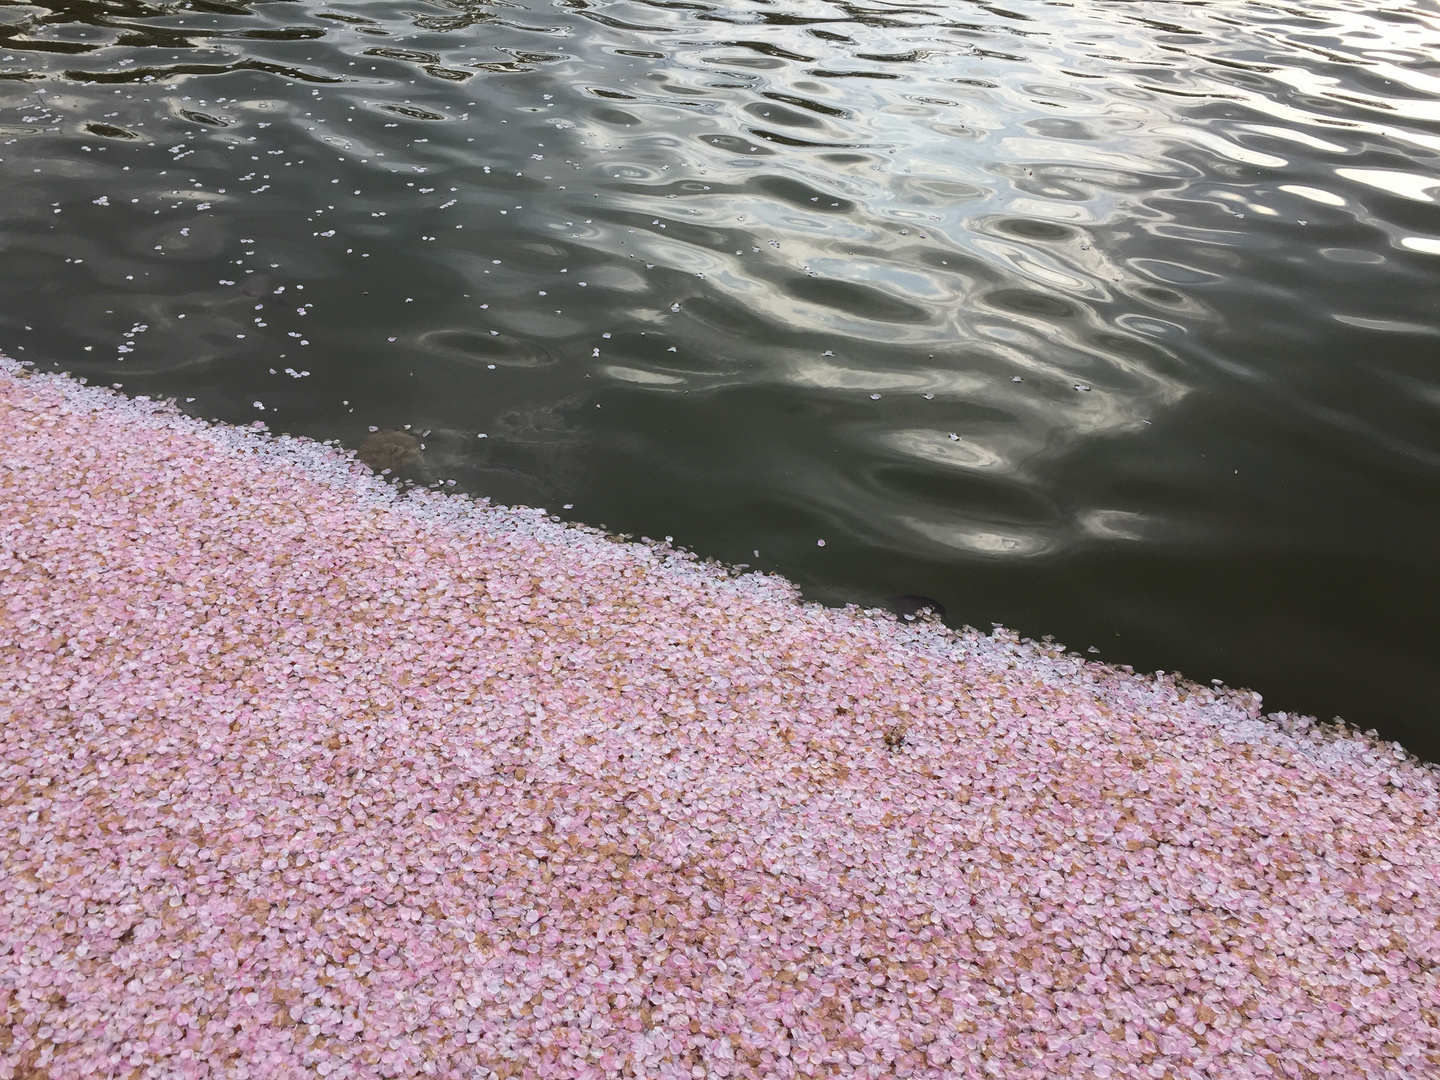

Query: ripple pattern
left=2, top=0, right=1440, bottom=750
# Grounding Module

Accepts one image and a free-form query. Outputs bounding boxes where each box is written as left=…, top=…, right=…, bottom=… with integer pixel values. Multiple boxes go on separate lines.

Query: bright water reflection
left=2, top=0, right=1440, bottom=754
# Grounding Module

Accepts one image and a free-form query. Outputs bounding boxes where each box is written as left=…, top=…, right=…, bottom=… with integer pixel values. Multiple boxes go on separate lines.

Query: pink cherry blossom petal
left=0, top=357, right=1436, bottom=1079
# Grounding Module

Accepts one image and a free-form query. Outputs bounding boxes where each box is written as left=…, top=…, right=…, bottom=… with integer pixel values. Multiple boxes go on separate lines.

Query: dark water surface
left=2, top=0, right=1439, bottom=755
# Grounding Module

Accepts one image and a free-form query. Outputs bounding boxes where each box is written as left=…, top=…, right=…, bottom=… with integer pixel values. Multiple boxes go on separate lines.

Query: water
left=2, top=0, right=1439, bottom=757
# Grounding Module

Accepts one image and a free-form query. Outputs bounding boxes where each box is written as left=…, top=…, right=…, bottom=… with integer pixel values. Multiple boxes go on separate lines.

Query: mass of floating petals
left=2, top=360, right=1438, bottom=1080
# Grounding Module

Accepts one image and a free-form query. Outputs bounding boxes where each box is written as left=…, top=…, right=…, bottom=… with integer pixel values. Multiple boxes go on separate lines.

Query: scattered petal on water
left=887, top=594, right=946, bottom=621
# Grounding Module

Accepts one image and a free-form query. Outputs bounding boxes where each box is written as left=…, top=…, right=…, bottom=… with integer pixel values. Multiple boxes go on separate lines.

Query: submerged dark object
left=358, top=429, right=422, bottom=471
left=887, top=594, right=946, bottom=621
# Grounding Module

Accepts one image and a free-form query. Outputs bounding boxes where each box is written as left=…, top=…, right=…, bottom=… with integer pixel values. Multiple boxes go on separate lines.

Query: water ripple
left=3, top=0, right=1440, bottom=749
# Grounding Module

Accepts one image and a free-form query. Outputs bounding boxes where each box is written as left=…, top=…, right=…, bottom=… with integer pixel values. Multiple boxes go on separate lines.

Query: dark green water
left=3, top=0, right=1439, bottom=756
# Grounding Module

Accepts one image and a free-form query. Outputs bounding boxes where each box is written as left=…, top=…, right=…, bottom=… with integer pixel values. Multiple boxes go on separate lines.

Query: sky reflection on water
left=2, top=0, right=1440, bottom=755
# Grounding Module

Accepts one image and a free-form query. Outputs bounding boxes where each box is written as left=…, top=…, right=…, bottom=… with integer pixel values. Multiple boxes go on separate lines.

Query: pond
left=2, top=0, right=1438, bottom=758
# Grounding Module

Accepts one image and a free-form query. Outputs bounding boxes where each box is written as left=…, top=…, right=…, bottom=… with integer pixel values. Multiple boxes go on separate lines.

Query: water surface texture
left=2, top=0, right=1439, bottom=754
